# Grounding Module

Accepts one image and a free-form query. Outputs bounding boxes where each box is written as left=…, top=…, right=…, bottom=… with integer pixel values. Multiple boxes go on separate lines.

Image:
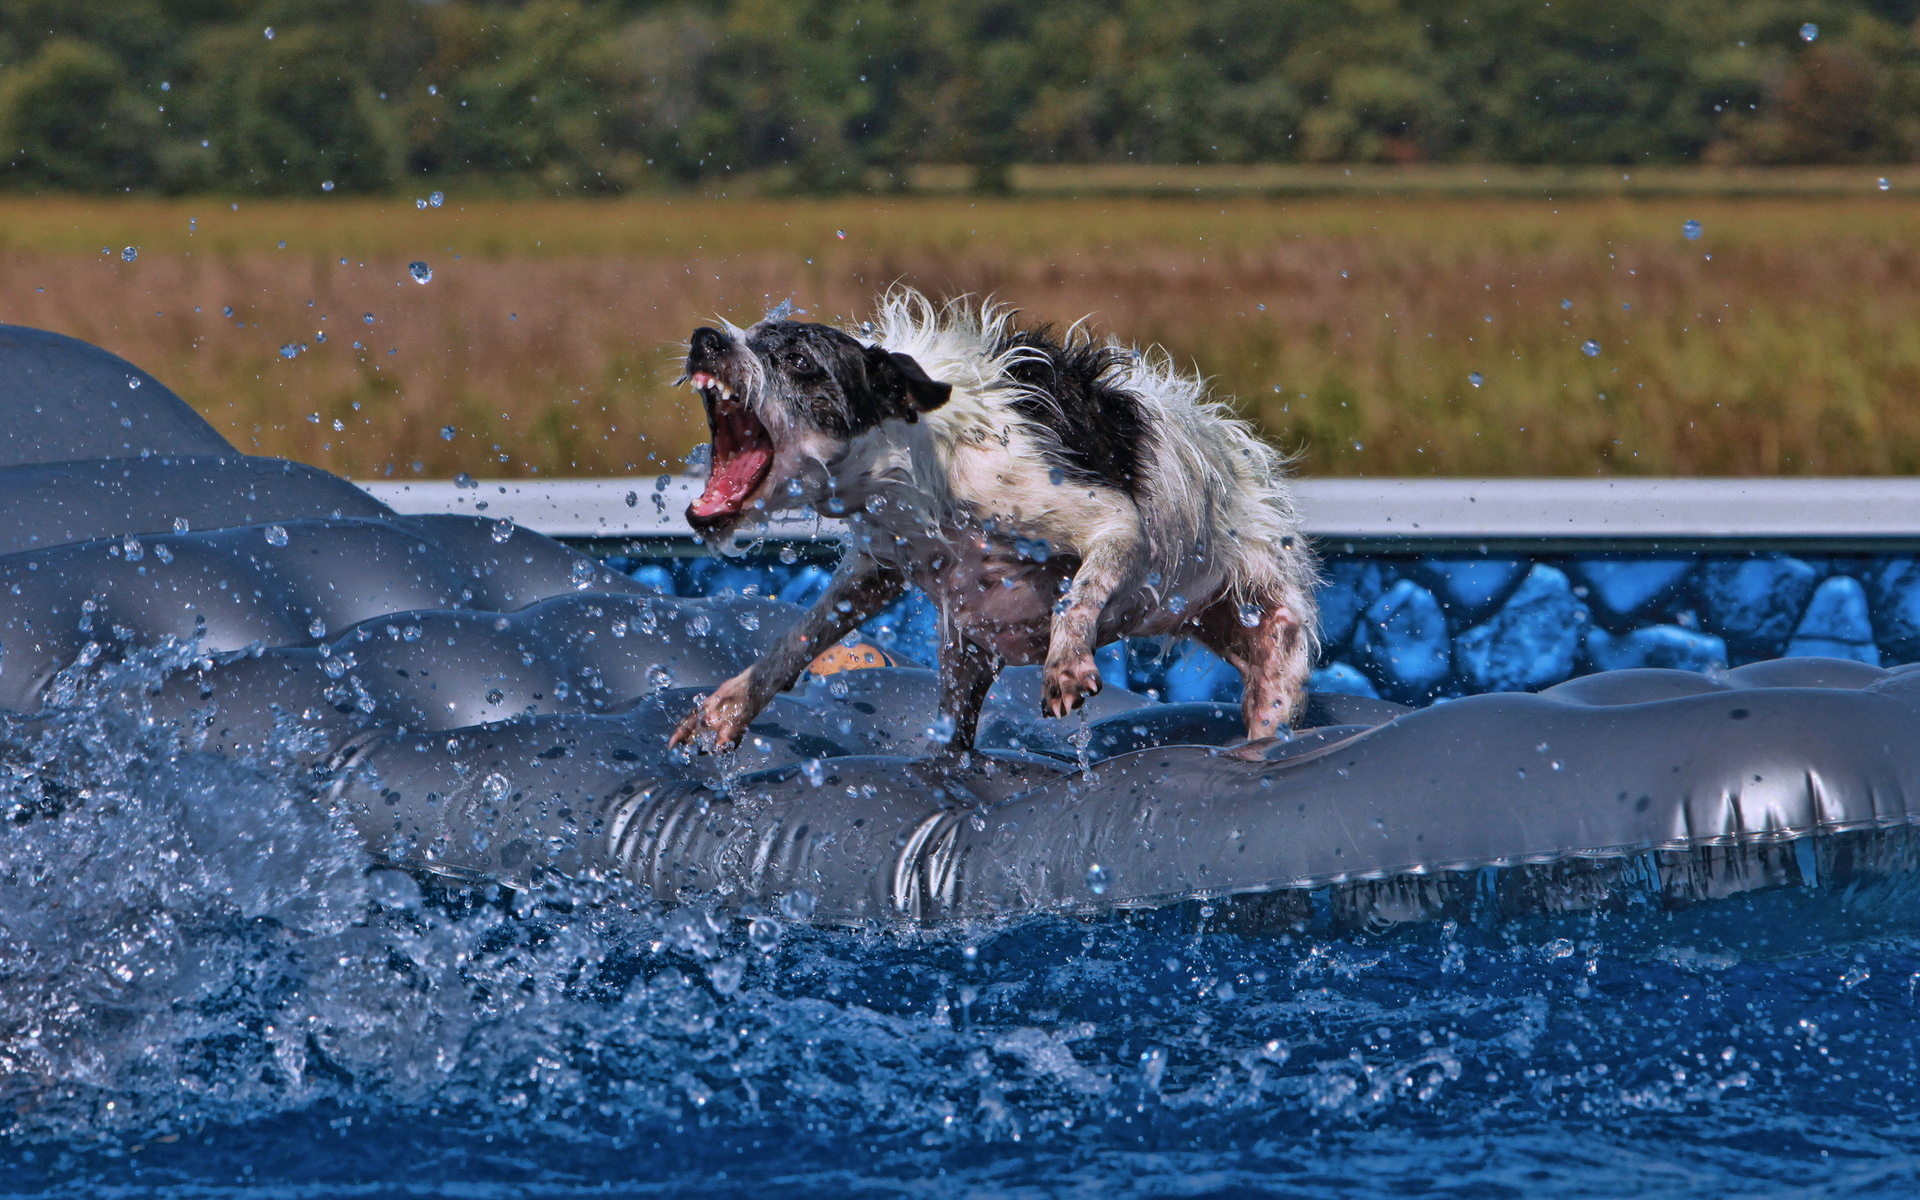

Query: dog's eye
left=787, top=352, right=816, bottom=374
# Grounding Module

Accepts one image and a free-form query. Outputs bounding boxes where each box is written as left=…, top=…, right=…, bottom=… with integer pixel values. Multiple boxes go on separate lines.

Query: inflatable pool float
left=6, top=323, right=1920, bottom=927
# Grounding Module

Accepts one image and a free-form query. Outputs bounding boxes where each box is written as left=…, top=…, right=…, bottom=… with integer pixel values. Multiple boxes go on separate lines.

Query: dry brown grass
left=5, top=193, right=1920, bottom=478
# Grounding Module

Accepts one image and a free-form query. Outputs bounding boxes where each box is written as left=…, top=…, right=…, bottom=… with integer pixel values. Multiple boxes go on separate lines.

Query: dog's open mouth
left=687, top=371, right=774, bottom=526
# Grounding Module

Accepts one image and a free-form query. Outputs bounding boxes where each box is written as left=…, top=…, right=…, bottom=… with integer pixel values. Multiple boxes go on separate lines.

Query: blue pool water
left=8, top=549, right=1920, bottom=1196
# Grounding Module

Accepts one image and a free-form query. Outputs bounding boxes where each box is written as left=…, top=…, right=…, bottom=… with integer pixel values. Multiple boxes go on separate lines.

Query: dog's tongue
left=689, top=445, right=773, bottom=518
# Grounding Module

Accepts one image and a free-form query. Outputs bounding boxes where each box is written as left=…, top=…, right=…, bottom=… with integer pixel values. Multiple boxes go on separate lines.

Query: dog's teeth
left=718, top=384, right=732, bottom=400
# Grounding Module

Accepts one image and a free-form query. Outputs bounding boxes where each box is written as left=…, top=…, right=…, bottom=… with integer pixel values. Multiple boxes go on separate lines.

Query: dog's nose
left=689, top=327, right=728, bottom=359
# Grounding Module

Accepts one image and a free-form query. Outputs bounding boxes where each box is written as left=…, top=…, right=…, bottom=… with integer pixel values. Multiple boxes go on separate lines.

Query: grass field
left=5, top=192, right=1920, bottom=479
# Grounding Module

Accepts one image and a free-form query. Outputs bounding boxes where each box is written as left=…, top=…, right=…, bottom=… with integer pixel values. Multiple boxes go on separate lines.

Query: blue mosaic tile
left=1586, top=624, right=1729, bottom=672
left=1868, top=557, right=1920, bottom=662
left=1453, top=565, right=1589, bottom=692
left=1309, top=661, right=1378, bottom=698
left=862, top=589, right=939, bottom=666
left=610, top=545, right=1920, bottom=709
left=1352, top=579, right=1451, bottom=703
left=1162, top=642, right=1241, bottom=704
left=626, top=564, right=674, bottom=595
left=777, top=565, right=833, bottom=608
left=1566, top=558, right=1695, bottom=628
left=1786, top=575, right=1880, bottom=664
left=1412, top=556, right=1529, bottom=625
left=1697, top=555, right=1821, bottom=652
left=1315, top=560, right=1390, bottom=651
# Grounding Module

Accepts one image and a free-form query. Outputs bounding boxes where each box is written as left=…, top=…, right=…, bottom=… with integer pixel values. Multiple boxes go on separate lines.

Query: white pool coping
left=354, top=476, right=1920, bottom=546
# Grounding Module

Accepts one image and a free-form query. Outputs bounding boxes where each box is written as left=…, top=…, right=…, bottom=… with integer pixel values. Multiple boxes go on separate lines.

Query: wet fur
left=670, top=288, right=1320, bottom=756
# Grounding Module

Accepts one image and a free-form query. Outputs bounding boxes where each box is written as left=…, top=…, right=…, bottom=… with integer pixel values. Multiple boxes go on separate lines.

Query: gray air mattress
left=5, top=322, right=1920, bottom=927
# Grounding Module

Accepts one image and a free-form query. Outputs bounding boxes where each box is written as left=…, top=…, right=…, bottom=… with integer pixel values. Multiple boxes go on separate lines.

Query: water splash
left=9, top=642, right=1920, bottom=1195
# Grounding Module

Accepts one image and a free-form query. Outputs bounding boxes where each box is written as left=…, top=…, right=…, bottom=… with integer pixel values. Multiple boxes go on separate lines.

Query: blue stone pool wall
left=604, top=549, right=1920, bottom=707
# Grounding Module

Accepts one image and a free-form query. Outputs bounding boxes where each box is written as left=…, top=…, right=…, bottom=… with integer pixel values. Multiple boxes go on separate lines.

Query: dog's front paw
left=667, top=674, right=755, bottom=751
left=1042, top=650, right=1103, bottom=719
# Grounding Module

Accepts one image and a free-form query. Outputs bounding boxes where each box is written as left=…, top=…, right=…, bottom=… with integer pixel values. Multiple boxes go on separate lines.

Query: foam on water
left=7, top=650, right=1920, bottom=1196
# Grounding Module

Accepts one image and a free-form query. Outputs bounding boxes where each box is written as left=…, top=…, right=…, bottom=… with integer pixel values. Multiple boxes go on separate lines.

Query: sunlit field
left=5, top=191, right=1920, bottom=478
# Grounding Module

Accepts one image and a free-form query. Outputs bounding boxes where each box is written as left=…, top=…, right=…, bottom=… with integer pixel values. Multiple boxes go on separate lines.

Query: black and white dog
left=669, top=289, right=1318, bottom=755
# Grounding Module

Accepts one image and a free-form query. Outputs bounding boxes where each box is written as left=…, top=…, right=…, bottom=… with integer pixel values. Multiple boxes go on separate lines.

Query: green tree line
left=3, top=0, right=1920, bottom=194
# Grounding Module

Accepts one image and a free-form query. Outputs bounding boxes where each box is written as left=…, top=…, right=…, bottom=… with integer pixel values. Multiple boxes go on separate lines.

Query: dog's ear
left=863, top=346, right=952, bottom=422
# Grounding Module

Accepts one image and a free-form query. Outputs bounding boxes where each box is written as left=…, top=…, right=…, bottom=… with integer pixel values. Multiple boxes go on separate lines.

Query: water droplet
left=408, top=261, right=432, bottom=284
left=308, top=617, right=327, bottom=638
left=1468, top=372, right=1484, bottom=387
left=1238, top=602, right=1262, bottom=627
left=490, top=518, right=515, bottom=543
left=646, top=665, right=673, bottom=690
left=264, top=525, right=289, bottom=547
left=925, top=713, right=957, bottom=745
left=172, top=517, right=190, bottom=534
left=332, top=418, right=343, bottom=431
left=835, top=229, right=846, bottom=239
left=402, top=625, right=421, bottom=642
left=749, top=918, right=782, bottom=952
left=279, top=343, right=299, bottom=359
left=1085, top=863, right=1110, bottom=894
left=454, top=472, right=475, bottom=488
left=1048, top=467, right=1065, bottom=486
left=569, top=559, right=596, bottom=589
left=801, top=758, right=825, bottom=787
left=441, top=424, right=456, bottom=441
left=1560, top=298, right=1573, bottom=310
left=430, top=190, right=445, bottom=207
left=264, top=26, right=274, bottom=39
left=1880, top=177, right=1892, bottom=191
left=121, top=246, right=136, bottom=262
left=415, top=198, right=428, bottom=210
left=363, top=312, right=374, bottom=324
left=1800, top=21, right=1818, bottom=41
left=1582, top=340, right=1601, bottom=357
left=127, top=377, right=141, bottom=389
left=1168, top=594, right=1188, bottom=615
left=482, top=773, right=510, bottom=802
left=1682, top=218, right=1703, bottom=240
left=121, top=536, right=143, bottom=562
left=777, top=889, right=816, bottom=920
left=223, top=306, right=234, bottom=318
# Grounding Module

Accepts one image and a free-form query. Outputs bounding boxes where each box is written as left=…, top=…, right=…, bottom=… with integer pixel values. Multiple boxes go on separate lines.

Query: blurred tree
left=0, top=38, right=161, bottom=189
left=434, top=1, right=646, bottom=192
left=4, top=0, right=1920, bottom=193
left=190, top=22, right=401, bottom=192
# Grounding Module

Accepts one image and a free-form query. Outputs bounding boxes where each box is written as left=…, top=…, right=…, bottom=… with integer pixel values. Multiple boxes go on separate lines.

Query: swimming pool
left=9, top=538, right=1920, bottom=1198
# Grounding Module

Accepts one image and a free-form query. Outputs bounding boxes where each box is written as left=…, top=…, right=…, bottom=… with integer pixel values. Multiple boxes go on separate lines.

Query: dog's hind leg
left=1194, top=580, right=1314, bottom=741
left=671, top=554, right=906, bottom=751
left=1042, top=514, right=1142, bottom=719
left=935, top=627, right=1002, bottom=754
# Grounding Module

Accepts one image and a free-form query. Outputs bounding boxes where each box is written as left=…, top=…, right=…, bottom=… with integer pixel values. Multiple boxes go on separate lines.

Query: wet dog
left=668, top=289, right=1318, bottom=756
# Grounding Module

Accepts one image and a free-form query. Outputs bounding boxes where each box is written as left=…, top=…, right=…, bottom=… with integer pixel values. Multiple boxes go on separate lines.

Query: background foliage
left=6, top=0, right=1920, bottom=194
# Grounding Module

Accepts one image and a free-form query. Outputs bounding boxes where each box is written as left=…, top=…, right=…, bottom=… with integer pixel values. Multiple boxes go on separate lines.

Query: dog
left=668, top=288, right=1318, bottom=757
